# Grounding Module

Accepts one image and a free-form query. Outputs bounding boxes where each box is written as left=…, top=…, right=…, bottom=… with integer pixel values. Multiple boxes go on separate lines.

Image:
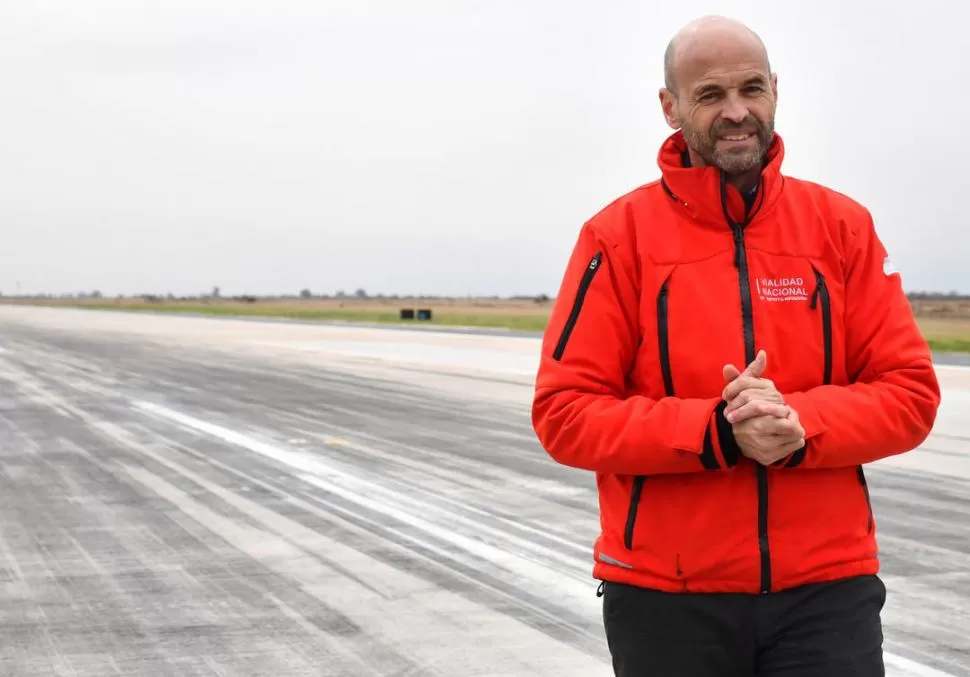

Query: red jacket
left=532, top=130, right=941, bottom=594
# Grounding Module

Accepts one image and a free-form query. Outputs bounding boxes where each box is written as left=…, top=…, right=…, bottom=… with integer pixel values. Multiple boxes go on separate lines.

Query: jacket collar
left=657, top=130, right=786, bottom=229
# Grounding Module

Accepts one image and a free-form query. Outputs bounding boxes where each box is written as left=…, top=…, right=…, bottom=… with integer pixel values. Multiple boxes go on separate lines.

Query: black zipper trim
left=552, top=251, right=602, bottom=361
left=857, top=466, right=874, bottom=534
left=624, top=277, right=673, bottom=550
left=810, top=267, right=833, bottom=385
left=624, top=477, right=645, bottom=550
left=656, top=278, right=674, bottom=395
left=720, top=173, right=771, bottom=594
left=786, top=266, right=833, bottom=469
left=732, top=224, right=757, bottom=359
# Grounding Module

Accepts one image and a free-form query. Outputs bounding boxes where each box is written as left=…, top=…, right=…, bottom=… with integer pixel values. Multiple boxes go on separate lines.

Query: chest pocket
left=745, top=251, right=846, bottom=394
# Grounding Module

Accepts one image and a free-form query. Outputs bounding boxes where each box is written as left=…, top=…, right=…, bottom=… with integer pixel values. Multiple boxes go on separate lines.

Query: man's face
left=661, top=40, right=778, bottom=175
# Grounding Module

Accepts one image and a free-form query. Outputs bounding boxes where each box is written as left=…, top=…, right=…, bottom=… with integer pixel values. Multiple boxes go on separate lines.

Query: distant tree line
left=907, top=290, right=970, bottom=300
left=0, top=289, right=965, bottom=304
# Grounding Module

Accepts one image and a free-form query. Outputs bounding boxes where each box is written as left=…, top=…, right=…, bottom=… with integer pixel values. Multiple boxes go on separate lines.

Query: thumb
left=743, top=349, right=767, bottom=378
left=723, top=349, right=766, bottom=383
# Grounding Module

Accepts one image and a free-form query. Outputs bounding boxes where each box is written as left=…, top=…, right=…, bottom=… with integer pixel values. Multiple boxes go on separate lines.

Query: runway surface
left=0, top=305, right=966, bottom=677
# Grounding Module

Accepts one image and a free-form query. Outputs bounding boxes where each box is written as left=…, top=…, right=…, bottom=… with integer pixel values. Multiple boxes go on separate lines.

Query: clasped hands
left=721, top=350, right=805, bottom=466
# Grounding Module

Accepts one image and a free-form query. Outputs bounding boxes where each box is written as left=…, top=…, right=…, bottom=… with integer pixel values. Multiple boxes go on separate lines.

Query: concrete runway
left=0, top=305, right=966, bottom=677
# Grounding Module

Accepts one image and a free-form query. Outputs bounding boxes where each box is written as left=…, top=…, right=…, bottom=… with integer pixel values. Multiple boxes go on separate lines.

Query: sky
left=0, top=0, right=967, bottom=298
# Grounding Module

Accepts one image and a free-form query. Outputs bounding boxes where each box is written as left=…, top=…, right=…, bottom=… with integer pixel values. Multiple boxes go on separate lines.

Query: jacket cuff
left=701, top=401, right=742, bottom=470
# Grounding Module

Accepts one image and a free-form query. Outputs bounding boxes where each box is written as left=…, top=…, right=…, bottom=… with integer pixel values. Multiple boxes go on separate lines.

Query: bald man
left=532, top=14, right=939, bottom=677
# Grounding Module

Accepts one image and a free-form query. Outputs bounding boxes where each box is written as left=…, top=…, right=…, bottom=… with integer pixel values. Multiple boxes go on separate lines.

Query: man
left=531, top=15, right=941, bottom=677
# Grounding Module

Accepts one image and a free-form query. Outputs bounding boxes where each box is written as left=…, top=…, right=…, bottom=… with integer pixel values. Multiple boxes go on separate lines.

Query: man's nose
left=721, top=98, right=749, bottom=124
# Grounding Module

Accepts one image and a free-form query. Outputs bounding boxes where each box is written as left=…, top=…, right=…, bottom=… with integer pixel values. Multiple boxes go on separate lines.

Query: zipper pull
left=732, top=228, right=743, bottom=268
left=811, top=269, right=824, bottom=309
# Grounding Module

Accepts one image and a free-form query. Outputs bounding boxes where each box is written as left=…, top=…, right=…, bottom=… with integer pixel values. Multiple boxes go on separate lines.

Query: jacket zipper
left=719, top=175, right=772, bottom=593
left=857, top=466, right=874, bottom=534
left=624, top=480, right=645, bottom=551
left=624, top=277, right=673, bottom=550
left=733, top=227, right=757, bottom=361
left=657, top=278, right=674, bottom=395
left=810, top=267, right=832, bottom=385
left=784, top=266, right=834, bottom=469
left=813, top=268, right=872, bottom=533
left=553, top=251, right=602, bottom=361
left=731, top=223, right=770, bottom=594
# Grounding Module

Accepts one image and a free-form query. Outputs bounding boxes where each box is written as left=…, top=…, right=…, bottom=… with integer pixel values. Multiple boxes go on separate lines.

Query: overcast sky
left=0, top=0, right=966, bottom=297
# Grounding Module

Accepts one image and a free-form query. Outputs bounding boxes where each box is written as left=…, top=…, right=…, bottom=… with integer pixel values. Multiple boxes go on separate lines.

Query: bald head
left=657, top=15, right=778, bottom=180
left=664, top=16, right=770, bottom=94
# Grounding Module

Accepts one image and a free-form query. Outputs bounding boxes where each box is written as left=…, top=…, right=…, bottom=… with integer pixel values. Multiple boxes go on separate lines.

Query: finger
left=722, top=350, right=765, bottom=388
left=725, top=396, right=768, bottom=422
left=735, top=409, right=800, bottom=435
left=724, top=389, right=752, bottom=414
left=781, top=408, right=804, bottom=437
left=723, top=375, right=776, bottom=402
left=722, top=363, right=742, bottom=383
left=724, top=398, right=795, bottom=424
left=724, top=386, right=784, bottom=414
left=723, top=375, right=757, bottom=401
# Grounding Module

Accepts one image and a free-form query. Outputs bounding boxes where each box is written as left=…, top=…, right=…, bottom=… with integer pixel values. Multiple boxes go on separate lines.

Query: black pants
left=602, top=575, right=886, bottom=677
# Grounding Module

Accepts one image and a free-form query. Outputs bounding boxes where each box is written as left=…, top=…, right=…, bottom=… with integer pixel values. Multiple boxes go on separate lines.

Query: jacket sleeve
left=781, top=209, right=941, bottom=469
left=531, top=221, right=741, bottom=475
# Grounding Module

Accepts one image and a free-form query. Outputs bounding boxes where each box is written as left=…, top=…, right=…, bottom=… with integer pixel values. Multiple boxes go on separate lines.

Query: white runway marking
left=132, top=400, right=598, bottom=603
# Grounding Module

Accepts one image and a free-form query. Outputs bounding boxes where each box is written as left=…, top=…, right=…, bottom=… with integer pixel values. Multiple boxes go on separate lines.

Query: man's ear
left=659, top=88, right=681, bottom=130
left=770, top=72, right=778, bottom=101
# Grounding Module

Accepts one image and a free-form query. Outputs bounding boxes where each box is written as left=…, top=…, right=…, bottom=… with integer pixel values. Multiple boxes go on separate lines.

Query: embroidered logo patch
left=755, top=276, right=809, bottom=303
